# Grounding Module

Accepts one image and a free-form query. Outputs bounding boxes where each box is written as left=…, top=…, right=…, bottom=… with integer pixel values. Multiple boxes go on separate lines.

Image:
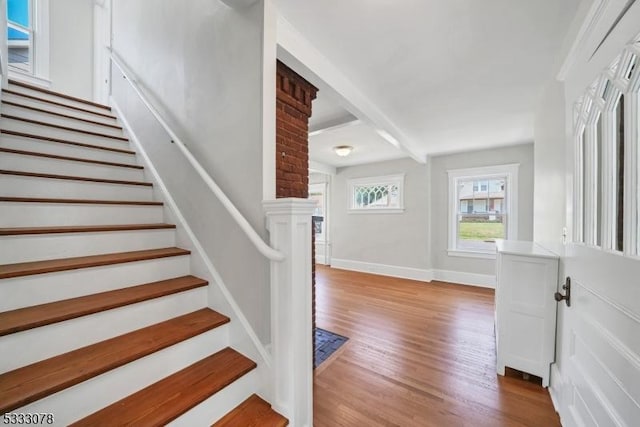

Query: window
left=7, top=0, right=33, bottom=73
left=448, top=164, right=519, bottom=258
left=348, top=174, right=404, bottom=213
left=5, top=0, right=49, bottom=82
left=574, top=42, right=640, bottom=256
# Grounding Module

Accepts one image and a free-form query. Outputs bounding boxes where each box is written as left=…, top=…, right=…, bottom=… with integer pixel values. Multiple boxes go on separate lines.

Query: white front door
left=552, top=2, right=640, bottom=425
left=93, top=0, right=111, bottom=104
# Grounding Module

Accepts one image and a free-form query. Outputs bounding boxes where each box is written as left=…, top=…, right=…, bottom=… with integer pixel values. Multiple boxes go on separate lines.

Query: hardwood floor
left=313, top=266, right=561, bottom=427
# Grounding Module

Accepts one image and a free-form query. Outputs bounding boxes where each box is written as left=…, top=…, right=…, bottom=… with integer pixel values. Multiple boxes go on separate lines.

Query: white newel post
left=263, top=198, right=316, bottom=427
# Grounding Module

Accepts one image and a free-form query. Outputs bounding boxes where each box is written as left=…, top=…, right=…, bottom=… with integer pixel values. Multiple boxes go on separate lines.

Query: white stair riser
left=0, top=134, right=138, bottom=165
left=171, top=371, right=258, bottom=427
left=1, top=93, right=118, bottom=125
left=0, top=287, right=208, bottom=373
left=0, top=202, right=164, bottom=227
left=12, top=326, right=230, bottom=426
left=7, top=85, right=112, bottom=116
left=0, top=152, right=145, bottom=181
left=0, top=175, right=153, bottom=201
left=0, top=256, right=190, bottom=311
left=1, top=118, right=130, bottom=150
left=0, top=229, right=176, bottom=264
left=2, top=104, right=124, bottom=137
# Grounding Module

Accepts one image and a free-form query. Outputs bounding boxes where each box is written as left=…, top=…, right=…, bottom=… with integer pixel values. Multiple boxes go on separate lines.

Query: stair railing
left=108, top=48, right=285, bottom=262
left=110, top=48, right=314, bottom=427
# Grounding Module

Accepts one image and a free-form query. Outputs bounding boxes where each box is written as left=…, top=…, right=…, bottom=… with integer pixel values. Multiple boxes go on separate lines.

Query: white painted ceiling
left=276, top=0, right=581, bottom=166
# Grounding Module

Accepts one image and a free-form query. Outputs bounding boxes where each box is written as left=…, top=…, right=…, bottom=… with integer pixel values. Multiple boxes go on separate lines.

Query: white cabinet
left=495, top=239, right=559, bottom=387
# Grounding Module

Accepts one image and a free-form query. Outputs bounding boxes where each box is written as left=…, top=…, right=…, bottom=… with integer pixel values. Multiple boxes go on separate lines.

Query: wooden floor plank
left=71, top=348, right=256, bottom=426
left=213, top=394, right=288, bottom=427
left=0, top=309, right=229, bottom=413
left=313, top=266, right=561, bottom=427
left=0, top=247, right=190, bottom=279
left=0, top=275, right=207, bottom=336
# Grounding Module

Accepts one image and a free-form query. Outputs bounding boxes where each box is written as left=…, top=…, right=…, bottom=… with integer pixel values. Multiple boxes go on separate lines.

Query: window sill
left=447, top=249, right=497, bottom=260
left=348, top=208, right=405, bottom=214
left=8, top=69, right=52, bottom=88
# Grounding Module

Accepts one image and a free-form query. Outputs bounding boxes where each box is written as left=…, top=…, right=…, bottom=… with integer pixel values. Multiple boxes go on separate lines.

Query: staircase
left=0, top=80, right=288, bottom=426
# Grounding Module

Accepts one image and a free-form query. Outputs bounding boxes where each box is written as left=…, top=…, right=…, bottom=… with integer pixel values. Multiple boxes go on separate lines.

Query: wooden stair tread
left=0, top=147, right=143, bottom=169
left=8, top=79, right=111, bottom=110
left=2, top=101, right=122, bottom=129
left=0, top=169, right=152, bottom=187
left=0, top=247, right=190, bottom=279
left=71, top=347, right=256, bottom=427
left=1, top=114, right=128, bottom=141
left=0, top=275, right=207, bottom=336
left=213, top=394, right=289, bottom=427
left=0, top=223, right=175, bottom=235
left=2, top=90, right=116, bottom=119
left=0, top=309, right=229, bottom=413
left=0, top=196, right=162, bottom=206
left=0, top=129, right=135, bottom=155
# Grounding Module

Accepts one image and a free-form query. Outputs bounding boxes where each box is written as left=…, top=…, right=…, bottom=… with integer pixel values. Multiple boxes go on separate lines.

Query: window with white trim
left=6, top=0, right=50, bottom=82
left=574, top=39, right=639, bottom=256
left=448, top=164, right=519, bottom=257
left=348, top=174, right=404, bottom=213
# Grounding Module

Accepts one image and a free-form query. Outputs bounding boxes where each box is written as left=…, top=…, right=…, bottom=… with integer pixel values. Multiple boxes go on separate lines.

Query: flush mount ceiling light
left=333, top=145, right=354, bottom=157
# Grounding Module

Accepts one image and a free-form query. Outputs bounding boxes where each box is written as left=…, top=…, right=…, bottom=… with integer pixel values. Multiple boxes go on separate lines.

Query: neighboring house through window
left=448, top=164, right=519, bottom=258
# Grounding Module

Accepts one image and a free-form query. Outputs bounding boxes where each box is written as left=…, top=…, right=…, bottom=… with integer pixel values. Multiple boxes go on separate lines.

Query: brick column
left=276, top=60, right=317, bottom=199
left=276, top=60, right=318, bottom=367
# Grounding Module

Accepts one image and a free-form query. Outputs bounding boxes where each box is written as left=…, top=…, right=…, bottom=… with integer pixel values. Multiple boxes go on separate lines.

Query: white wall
left=49, top=0, right=93, bottom=98
left=329, top=157, right=431, bottom=278
left=111, top=0, right=271, bottom=343
left=430, top=144, right=534, bottom=277
left=533, top=81, right=567, bottom=252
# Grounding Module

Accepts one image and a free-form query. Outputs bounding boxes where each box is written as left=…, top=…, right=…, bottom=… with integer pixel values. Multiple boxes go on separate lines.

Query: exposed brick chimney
left=276, top=60, right=317, bottom=199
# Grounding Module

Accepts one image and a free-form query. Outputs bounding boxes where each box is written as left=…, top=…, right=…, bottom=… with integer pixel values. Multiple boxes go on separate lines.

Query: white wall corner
left=330, top=258, right=433, bottom=282
left=262, top=0, right=277, bottom=200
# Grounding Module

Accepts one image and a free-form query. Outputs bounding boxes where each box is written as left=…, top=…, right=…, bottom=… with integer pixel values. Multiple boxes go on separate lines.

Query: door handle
left=554, top=277, right=571, bottom=307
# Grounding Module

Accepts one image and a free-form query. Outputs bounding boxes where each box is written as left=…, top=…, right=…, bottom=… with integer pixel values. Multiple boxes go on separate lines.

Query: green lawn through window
left=459, top=222, right=504, bottom=241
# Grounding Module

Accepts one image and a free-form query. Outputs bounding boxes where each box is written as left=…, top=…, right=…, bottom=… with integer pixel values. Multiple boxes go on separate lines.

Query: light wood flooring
left=313, top=266, right=561, bottom=427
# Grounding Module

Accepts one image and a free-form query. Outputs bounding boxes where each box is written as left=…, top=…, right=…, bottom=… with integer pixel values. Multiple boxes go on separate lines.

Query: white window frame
left=309, top=182, right=328, bottom=243
left=573, top=40, right=640, bottom=257
left=6, top=0, right=50, bottom=86
left=347, top=173, right=405, bottom=214
left=447, top=164, right=519, bottom=259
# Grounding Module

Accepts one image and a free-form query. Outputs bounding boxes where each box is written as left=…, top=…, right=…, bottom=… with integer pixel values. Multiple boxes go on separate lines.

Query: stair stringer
left=110, top=98, right=273, bottom=403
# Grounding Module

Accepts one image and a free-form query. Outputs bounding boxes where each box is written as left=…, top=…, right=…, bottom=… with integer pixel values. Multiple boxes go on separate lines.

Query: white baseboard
left=431, top=269, right=495, bottom=289
left=330, top=258, right=433, bottom=282
left=315, top=255, right=328, bottom=265
left=329, top=258, right=496, bottom=288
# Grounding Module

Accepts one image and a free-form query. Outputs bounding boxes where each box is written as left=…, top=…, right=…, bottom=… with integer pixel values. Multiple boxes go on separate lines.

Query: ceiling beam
left=309, top=160, right=337, bottom=175
left=309, top=115, right=359, bottom=136
left=219, top=0, right=259, bottom=10
left=276, top=15, right=426, bottom=164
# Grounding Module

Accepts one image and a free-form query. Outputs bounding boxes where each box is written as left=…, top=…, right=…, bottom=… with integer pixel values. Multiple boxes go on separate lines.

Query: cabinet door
left=497, top=254, right=557, bottom=384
